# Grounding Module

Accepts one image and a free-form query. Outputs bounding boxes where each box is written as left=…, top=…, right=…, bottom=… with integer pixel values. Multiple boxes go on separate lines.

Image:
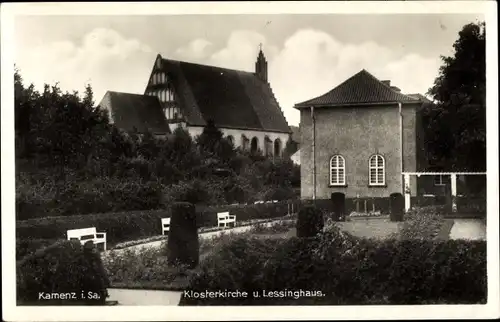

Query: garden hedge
left=180, top=227, right=487, bottom=305
left=17, top=240, right=110, bottom=305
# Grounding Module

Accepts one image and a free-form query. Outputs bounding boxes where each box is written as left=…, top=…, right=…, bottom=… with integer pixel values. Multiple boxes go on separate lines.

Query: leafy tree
left=425, top=21, right=485, bottom=171
left=195, top=120, right=235, bottom=162
left=283, top=137, right=299, bottom=159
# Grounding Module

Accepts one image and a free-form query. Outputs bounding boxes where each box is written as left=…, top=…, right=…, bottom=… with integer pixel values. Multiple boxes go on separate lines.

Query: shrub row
left=180, top=227, right=487, bottom=305
left=196, top=202, right=291, bottom=228
left=16, top=209, right=170, bottom=248
left=16, top=202, right=292, bottom=255
left=17, top=240, right=109, bottom=305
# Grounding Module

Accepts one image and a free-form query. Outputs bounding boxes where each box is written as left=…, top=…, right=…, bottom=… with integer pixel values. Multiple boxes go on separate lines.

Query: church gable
left=144, top=51, right=291, bottom=134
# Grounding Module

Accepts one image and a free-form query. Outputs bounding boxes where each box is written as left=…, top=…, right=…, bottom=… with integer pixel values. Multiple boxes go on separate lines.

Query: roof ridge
left=107, top=90, right=154, bottom=98
left=362, top=69, right=422, bottom=101
left=162, top=57, right=256, bottom=76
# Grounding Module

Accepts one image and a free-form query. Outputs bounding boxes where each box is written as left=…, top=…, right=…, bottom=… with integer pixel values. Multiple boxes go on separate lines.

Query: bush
left=401, top=206, right=446, bottom=240
left=180, top=236, right=283, bottom=305
left=181, top=232, right=486, bottom=305
left=17, top=240, right=109, bottom=305
left=16, top=238, right=58, bottom=260
left=103, top=244, right=191, bottom=290
left=166, top=202, right=199, bottom=268
left=296, top=205, right=324, bottom=237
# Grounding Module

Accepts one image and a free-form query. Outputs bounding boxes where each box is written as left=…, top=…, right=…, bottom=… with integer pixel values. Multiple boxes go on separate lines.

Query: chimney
left=381, top=80, right=391, bottom=86
left=390, top=86, right=401, bottom=93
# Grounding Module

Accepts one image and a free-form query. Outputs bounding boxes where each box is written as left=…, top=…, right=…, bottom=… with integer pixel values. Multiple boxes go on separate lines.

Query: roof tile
left=295, top=69, right=420, bottom=108
left=101, top=91, right=171, bottom=134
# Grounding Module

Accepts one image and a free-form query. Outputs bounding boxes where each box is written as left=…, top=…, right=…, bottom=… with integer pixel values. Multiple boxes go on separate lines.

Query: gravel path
left=107, top=288, right=182, bottom=306
left=449, top=219, right=486, bottom=240
left=105, top=221, right=283, bottom=256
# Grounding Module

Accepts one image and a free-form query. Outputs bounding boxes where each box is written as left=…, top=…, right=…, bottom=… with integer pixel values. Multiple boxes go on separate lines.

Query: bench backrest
left=217, top=212, right=230, bottom=220
left=161, top=218, right=171, bottom=226
left=67, top=227, right=97, bottom=240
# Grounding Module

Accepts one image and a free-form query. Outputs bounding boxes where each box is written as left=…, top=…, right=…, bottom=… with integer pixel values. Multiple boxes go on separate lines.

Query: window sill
left=329, top=184, right=348, bottom=188
left=368, top=184, right=387, bottom=188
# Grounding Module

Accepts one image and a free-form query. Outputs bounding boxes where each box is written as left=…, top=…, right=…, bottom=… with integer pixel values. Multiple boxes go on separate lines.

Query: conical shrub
left=166, top=202, right=199, bottom=268
left=296, top=204, right=324, bottom=237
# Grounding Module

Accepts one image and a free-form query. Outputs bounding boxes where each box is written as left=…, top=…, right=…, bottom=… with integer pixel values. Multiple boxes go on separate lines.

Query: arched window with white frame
left=330, top=155, right=346, bottom=186
left=369, top=154, right=385, bottom=186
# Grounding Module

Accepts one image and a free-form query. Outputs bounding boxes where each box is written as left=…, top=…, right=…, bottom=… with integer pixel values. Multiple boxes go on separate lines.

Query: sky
left=14, top=13, right=483, bottom=126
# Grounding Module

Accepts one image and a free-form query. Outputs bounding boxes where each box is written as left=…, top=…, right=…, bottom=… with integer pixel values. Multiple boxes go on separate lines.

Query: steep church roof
left=294, top=69, right=421, bottom=108
left=152, top=54, right=291, bottom=133
left=99, top=91, right=171, bottom=134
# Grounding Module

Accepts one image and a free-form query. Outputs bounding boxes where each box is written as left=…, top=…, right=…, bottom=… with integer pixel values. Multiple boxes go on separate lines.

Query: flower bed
left=347, top=211, right=387, bottom=221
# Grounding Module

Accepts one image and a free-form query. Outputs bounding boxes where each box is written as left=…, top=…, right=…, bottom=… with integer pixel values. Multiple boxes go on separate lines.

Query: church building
left=99, top=49, right=291, bottom=157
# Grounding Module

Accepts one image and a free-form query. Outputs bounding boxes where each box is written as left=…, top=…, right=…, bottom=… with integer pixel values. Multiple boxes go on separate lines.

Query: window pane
left=331, top=169, right=338, bottom=184
left=377, top=169, right=384, bottom=183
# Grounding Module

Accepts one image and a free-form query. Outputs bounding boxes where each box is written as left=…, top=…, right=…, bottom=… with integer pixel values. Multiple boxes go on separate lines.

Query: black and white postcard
left=1, top=1, right=498, bottom=321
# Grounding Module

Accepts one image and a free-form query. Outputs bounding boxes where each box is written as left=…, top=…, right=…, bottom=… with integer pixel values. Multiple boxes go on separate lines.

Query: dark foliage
left=180, top=229, right=487, bottom=305
left=166, top=202, right=199, bottom=268
left=17, top=240, right=110, bottom=305
left=425, top=21, right=485, bottom=171
left=296, top=205, right=324, bottom=237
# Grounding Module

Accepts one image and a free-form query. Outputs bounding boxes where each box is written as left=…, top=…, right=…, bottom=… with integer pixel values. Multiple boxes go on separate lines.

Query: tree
left=425, top=21, right=486, bottom=171
left=195, top=119, right=235, bottom=163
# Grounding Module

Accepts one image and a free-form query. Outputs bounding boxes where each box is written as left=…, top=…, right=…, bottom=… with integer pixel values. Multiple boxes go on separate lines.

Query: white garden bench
left=161, top=218, right=171, bottom=235
left=217, top=211, right=236, bottom=228
left=67, top=227, right=106, bottom=251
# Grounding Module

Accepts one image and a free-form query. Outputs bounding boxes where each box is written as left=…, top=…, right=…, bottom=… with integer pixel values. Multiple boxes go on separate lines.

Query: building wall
left=187, top=126, right=290, bottom=157
left=300, top=103, right=421, bottom=199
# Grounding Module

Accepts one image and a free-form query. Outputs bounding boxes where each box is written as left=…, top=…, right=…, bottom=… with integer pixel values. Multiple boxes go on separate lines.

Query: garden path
left=107, top=288, right=182, bottom=306
left=449, top=219, right=486, bottom=241
left=105, top=220, right=283, bottom=256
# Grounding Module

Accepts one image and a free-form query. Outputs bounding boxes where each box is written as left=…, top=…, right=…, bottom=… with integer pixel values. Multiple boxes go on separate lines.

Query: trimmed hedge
left=16, top=201, right=292, bottom=251
left=180, top=227, right=486, bottom=305
left=16, top=209, right=170, bottom=247
left=16, top=238, right=59, bottom=260
left=196, top=202, right=291, bottom=227
left=17, top=240, right=110, bottom=305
